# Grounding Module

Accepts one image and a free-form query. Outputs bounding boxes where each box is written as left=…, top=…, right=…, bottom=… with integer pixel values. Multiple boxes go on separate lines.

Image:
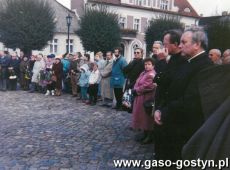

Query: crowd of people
left=0, top=26, right=229, bottom=162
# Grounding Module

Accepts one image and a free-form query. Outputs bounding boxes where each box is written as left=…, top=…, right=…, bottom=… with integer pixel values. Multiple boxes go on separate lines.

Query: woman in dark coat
left=8, top=53, right=20, bottom=90
left=20, top=56, right=30, bottom=90
left=53, top=58, right=63, bottom=96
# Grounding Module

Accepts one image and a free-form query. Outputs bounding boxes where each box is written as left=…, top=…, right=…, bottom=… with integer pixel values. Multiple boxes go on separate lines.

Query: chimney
left=71, top=0, right=85, bottom=17
left=222, top=11, right=228, bottom=16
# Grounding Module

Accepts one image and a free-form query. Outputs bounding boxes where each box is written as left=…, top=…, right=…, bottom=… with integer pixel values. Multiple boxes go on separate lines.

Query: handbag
left=122, top=89, right=133, bottom=109
left=143, top=99, right=155, bottom=116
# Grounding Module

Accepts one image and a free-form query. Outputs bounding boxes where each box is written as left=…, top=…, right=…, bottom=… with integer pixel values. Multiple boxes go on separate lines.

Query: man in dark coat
left=154, top=30, right=186, bottom=110
left=153, top=29, right=186, bottom=161
left=123, top=47, right=144, bottom=113
left=151, top=40, right=167, bottom=75
left=182, top=64, right=230, bottom=165
left=154, top=27, right=213, bottom=161
left=8, top=52, right=20, bottom=90
left=0, top=51, right=11, bottom=91
left=123, top=47, right=144, bottom=90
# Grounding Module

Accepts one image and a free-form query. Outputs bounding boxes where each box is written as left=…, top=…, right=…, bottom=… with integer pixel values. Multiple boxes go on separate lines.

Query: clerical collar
left=188, top=51, right=205, bottom=63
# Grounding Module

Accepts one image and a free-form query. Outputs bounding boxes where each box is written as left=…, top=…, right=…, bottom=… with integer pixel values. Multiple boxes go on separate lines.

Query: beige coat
left=100, top=59, right=113, bottom=100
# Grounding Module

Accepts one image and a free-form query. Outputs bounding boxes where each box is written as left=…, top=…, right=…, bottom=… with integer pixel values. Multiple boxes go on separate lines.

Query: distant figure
left=0, top=51, right=11, bottom=91
left=222, top=49, right=230, bottom=64
left=151, top=40, right=167, bottom=74
left=208, top=49, right=222, bottom=65
left=100, top=51, right=114, bottom=107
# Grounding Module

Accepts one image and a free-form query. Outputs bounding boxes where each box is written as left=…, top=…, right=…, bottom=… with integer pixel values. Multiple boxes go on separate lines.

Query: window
left=143, top=0, right=151, bottom=7
left=133, top=18, right=140, bottom=32
left=147, top=0, right=151, bottom=6
left=49, top=39, right=58, bottom=53
left=184, top=8, right=191, bottom=13
left=134, top=0, right=142, bottom=5
left=66, top=39, right=74, bottom=53
left=160, top=0, right=169, bottom=10
left=119, top=17, right=126, bottom=29
left=147, top=19, right=151, bottom=27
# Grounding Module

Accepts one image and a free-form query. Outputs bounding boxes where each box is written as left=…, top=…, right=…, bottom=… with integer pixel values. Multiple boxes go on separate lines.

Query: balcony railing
left=121, top=28, right=137, bottom=37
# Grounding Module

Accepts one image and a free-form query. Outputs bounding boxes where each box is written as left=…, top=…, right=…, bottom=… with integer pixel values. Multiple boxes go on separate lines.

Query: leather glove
left=132, top=89, right=137, bottom=96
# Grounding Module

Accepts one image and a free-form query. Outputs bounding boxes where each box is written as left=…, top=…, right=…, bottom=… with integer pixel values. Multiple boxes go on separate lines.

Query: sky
left=57, top=0, right=230, bottom=17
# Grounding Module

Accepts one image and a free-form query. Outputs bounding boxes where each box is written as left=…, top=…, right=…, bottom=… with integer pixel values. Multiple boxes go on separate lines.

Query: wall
left=32, top=33, right=84, bottom=55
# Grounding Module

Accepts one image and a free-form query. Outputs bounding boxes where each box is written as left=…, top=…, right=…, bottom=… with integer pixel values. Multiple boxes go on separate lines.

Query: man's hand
left=157, top=48, right=168, bottom=60
left=154, top=110, right=163, bottom=125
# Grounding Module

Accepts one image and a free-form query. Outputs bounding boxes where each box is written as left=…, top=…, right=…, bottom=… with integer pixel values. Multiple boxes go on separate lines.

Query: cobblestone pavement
left=0, top=91, right=155, bottom=170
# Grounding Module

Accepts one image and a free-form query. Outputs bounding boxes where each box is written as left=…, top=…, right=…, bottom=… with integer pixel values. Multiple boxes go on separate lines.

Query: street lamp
left=66, top=14, right=72, bottom=53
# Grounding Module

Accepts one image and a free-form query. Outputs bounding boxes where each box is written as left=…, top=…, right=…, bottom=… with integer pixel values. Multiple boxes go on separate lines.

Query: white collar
left=188, top=51, right=205, bottom=63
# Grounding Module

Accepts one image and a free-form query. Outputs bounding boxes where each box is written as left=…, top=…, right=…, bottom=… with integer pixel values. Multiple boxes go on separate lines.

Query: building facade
left=71, top=0, right=199, bottom=62
left=0, top=0, right=84, bottom=56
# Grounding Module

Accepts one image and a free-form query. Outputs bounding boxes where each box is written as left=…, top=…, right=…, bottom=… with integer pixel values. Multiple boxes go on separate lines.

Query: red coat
left=132, top=69, right=156, bottom=130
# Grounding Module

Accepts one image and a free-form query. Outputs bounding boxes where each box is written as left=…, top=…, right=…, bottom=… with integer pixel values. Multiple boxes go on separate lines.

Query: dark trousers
left=47, top=82, right=55, bottom=91
left=8, top=79, right=17, bottom=90
left=88, top=84, right=99, bottom=104
left=114, top=88, right=123, bottom=108
left=154, top=124, right=186, bottom=161
left=20, top=73, right=30, bottom=90
left=0, top=79, right=7, bottom=91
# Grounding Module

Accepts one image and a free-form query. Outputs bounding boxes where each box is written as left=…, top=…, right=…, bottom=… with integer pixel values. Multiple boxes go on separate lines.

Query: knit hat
left=47, top=54, right=55, bottom=58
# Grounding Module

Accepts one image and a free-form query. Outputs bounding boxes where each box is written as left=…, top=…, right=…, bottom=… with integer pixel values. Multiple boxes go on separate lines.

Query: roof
left=49, top=0, right=79, bottom=33
left=174, top=0, right=199, bottom=17
left=88, top=0, right=199, bottom=18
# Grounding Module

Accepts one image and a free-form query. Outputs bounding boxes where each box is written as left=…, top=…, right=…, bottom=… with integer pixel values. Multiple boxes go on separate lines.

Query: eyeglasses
left=134, top=51, right=141, bottom=54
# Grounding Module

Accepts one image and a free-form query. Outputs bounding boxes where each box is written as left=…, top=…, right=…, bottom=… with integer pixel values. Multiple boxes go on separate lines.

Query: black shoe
left=100, top=103, right=109, bottom=107
left=134, top=132, right=146, bottom=142
left=127, top=126, right=134, bottom=131
left=140, top=136, right=153, bottom=145
left=116, top=107, right=123, bottom=111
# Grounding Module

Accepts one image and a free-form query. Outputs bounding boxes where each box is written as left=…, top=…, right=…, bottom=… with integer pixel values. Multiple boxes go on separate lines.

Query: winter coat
left=78, top=64, right=90, bottom=87
left=132, top=70, right=156, bottom=130
left=96, top=59, right=106, bottom=71
left=96, top=59, right=106, bottom=82
left=154, top=52, right=213, bottom=161
left=89, top=69, right=100, bottom=84
left=100, top=59, right=113, bottom=100
left=123, top=58, right=144, bottom=89
left=31, top=60, right=45, bottom=83
left=53, top=61, right=63, bottom=90
left=182, top=64, right=230, bottom=163
left=0, top=55, right=11, bottom=79
left=69, top=60, right=79, bottom=73
left=9, top=58, right=20, bottom=77
left=61, top=58, right=70, bottom=74
left=20, top=60, right=29, bottom=73
left=110, top=56, right=127, bottom=88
